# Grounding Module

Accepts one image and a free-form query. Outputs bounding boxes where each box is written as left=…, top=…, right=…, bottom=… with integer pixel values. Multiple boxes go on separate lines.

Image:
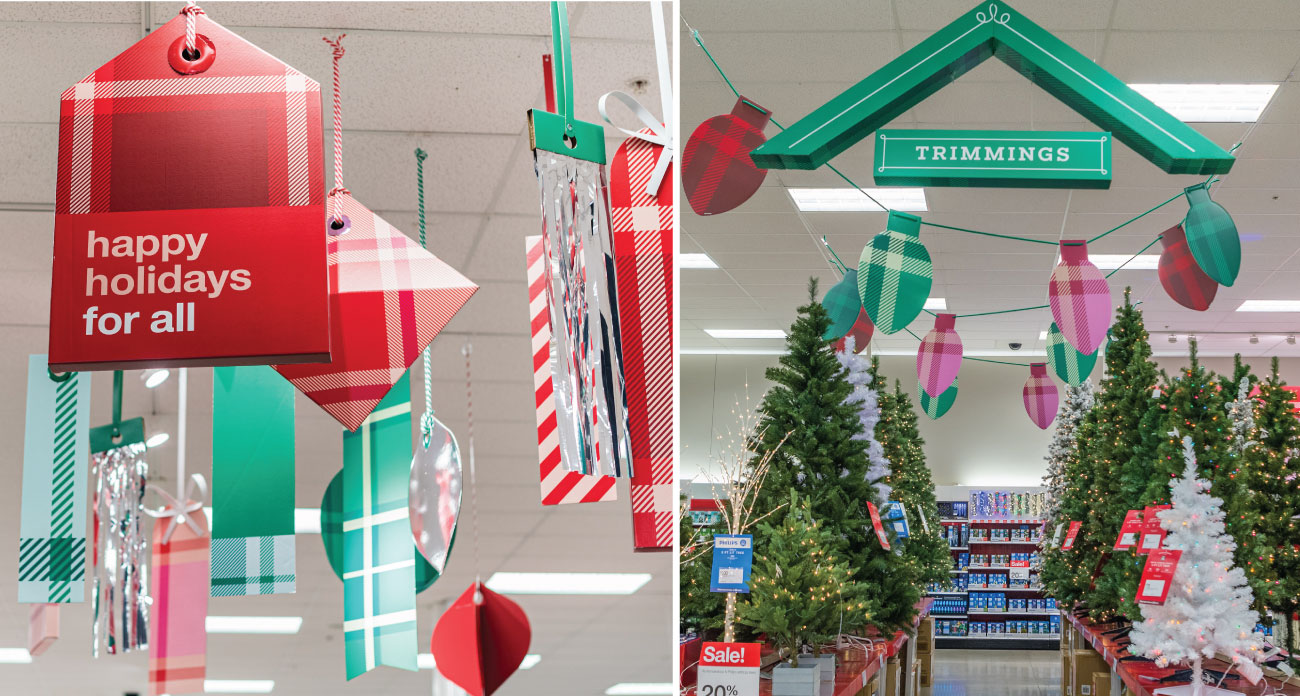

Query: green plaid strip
left=858, top=215, right=932, bottom=335
left=1046, top=323, right=1098, bottom=386
left=211, top=536, right=295, bottom=597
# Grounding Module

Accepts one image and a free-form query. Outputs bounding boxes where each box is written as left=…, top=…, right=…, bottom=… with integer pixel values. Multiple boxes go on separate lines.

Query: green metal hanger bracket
left=527, top=1, right=606, bottom=164
left=90, top=370, right=145, bottom=453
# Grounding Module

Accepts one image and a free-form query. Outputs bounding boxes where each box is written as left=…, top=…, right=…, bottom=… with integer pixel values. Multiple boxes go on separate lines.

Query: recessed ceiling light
left=1237, top=300, right=1300, bottom=312
left=141, top=368, right=171, bottom=388
left=704, top=329, right=786, bottom=340
left=0, top=649, right=32, bottom=664
left=1250, top=334, right=1260, bottom=344
left=146, top=432, right=170, bottom=448
left=1038, top=330, right=1048, bottom=340
left=1087, top=254, right=1160, bottom=270
left=679, top=253, right=719, bottom=269
left=923, top=297, right=947, bottom=311
left=418, top=653, right=541, bottom=670
left=1129, top=83, right=1278, bottom=122
left=788, top=187, right=928, bottom=212
left=605, top=683, right=675, bottom=695
left=204, top=508, right=323, bottom=535
left=1168, top=335, right=1178, bottom=343
left=485, top=572, right=652, bottom=595
left=205, top=616, right=302, bottom=635
left=1289, top=335, right=1297, bottom=345
left=203, top=680, right=275, bottom=694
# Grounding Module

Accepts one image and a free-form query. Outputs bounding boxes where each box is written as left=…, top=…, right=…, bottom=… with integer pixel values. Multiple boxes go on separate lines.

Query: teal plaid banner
left=19, top=355, right=90, bottom=603
left=211, top=536, right=295, bottom=597
left=342, top=372, right=417, bottom=679
left=1046, top=323, right=1098, bottom=387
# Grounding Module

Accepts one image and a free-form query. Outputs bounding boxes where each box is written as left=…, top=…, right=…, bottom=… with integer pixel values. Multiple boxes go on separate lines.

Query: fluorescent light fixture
left=923, top=297, right=947, bottom=311
left=0, top=649, right=32, bottom=664
left=205, top=616, right=302, bottom=635
left=704, top=328, right=786, bottom=340
left=605, top=684, right=675, bottom=695
left=679, top=253, right=719, bottom=269
left=1088, top=254, right=1159, bottom=270
left=204, top=508, right=322, bottom=535
left=788, top=187, right=927, bottom=212
left=680, top=348, right=788, bottom=356
left=419, top=653, right=541, bottom=671
left=1039, top=330, right=1048, bottom=340
left=142, top=368, right=171, bottom=388
left=485, top=572, right=652, bottom=595
left=146, top=432, right=170, bottom=448
left=1237, top=300, right=1300, bottom=312
left=1129, top=83, right=1278, bottom=122
left=520, top=654, right=542, bottom=669
left=203, top=680, right=275, bottom=694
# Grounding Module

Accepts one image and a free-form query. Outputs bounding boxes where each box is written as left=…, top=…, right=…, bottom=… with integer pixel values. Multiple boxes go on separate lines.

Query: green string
left=821, top=236, right=851, bottom=274
left=1104, top=236, right=1163, bottom=279
left=415, top=148, right=433, bottom=440
left=920, top=221, right=1058, bottom=246
left=901, top=326, right=1030, bottom=367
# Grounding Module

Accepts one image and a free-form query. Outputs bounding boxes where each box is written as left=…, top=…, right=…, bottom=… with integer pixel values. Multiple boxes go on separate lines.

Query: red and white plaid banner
left=916, top=313, right=962, bottom=399
left=1048, top=240, right=1111, bottom=356
left=527, top=236, right=617, bottom=506
left=148, top=506, right=209, bottom=696
left=1023, top=363, right=1060, bottom=430
left=610, top=129, right=673, bottom=550
left=275, top=197, right=478, bottom=431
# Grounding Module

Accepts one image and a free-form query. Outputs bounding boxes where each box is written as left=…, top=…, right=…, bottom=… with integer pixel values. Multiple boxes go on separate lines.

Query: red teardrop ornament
left=1158, top=224, right=1218, bottom=311
left=431, top=583, right=532, bottom=696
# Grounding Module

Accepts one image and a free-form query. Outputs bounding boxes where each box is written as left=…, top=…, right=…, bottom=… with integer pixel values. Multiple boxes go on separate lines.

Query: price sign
left=867, top=501, right=891, bottom=550
left=1138, top=505, right=1171, bottom=555
left=1113, top=509, right=1144, bottom=550
left=1051, top=523, right=1065, bottom=546
left=710, top=535, right=753, bottom=593
left=1009, top=559, right=1031, bottom=581
left=1136, top=549, right=1182, bottom=604
left=697, top=642, right=760, bottom=696
left=1061, top=521, right=1081, bottom=550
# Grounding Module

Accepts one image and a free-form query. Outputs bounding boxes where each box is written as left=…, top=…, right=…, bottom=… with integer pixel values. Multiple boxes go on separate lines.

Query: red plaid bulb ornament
left=1158, top=224, right=1218, bottom=311
left=1023, top=362, right=1059, bottom=430
left=682, top=97, right=770, bottom=215
left=1048, top=240, right=1110, bottom=355
left=833, top=308, right=875, bottom=353
left=916, top=313, right=962, bottom=398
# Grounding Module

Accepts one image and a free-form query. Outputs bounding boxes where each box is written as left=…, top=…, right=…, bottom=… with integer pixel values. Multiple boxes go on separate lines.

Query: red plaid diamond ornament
left=682, top=97, right=770, bottom=216
left=1023, top=362, right=1059, bottom=430
left=1158, top=225, right=1218, bottom=311
left=1048, top=240, right=1111, bottom=355
left=274, top=196, right=477, bottom=431
left=916, top=313, right=962, bottom=398
left=833, top=308, right=875, bottom=353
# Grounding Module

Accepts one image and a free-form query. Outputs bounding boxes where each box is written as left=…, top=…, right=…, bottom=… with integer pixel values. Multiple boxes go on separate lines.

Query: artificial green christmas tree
left=679, top=510, right=726, bottom=635
left=879, top=379, right=952, bottom=588
left=749, top=279, right=919, bottom=633
left=1042, top=380, right=1096, bottom=532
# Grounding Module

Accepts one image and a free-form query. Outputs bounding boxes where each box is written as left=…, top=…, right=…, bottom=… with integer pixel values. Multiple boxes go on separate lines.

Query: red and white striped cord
left=323, top=34, right=348, bottom=223
left=463, top=341, right=482, bottom=596
left=181, top=2, right=204, bottom=57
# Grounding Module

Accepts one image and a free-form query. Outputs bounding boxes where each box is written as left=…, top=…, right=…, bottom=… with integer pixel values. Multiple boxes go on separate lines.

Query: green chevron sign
left=751, top=1, right=1235, bottom=177
left=873, top=129, right=1112, bottom=188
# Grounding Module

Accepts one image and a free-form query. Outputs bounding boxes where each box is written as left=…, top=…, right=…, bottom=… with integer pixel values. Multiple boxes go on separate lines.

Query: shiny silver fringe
left=90, top=442, right=149, bottom=656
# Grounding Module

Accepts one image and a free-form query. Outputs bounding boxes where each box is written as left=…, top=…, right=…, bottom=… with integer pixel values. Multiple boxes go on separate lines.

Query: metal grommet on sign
left=168, top=34, right=216, bottom=75
left=327, top=214, right=351, bottom=237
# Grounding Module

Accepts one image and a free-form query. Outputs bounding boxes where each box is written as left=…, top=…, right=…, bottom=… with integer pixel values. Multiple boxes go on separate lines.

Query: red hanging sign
left=1136, top=548, right=1182, bottom=605
left=1113, top=509, right=1144, bottom=550
left=867, top=501, right=890, bottom=550
left=1137, top=505, right=1171, bottom=554
left=48, top=9, right=329, bottom=371
left=1061, top=521, right=1082, bottom=550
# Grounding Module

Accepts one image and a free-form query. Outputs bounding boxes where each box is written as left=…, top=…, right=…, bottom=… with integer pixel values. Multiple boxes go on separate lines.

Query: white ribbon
left=596, top=0, right=674, bottom=197
left=144, top=473, right=208, bottom=545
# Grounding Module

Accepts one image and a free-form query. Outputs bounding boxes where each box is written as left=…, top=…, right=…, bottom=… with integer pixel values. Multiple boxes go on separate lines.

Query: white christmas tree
left=1042, top=379, right=1094, bottom=528
left=1225, top=377, right=1258, bottom=455
left=1130, top=435, right=1267, bottom=696
left=836, top=335, right=891, bottom=504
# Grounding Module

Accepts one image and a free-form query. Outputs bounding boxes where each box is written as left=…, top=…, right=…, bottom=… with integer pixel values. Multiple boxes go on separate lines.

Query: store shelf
left=947, top=546, right=969, bottom=551
left=940, top=634, right=1060, bottom=641
left=928, top=590, right=968, bottom=595
left=940, top=518, right=968, bottom=523
left=931, top=614, right=967, bottom=618
left=968, top=518, right=1046, bottom=524
left=968, top=540, right=1044, bottom=545
left=966, top=610, right=1057, bottom=616
left=949, top=569, right=968, bottom=574
left=968, top=565, right=1040, bottom=571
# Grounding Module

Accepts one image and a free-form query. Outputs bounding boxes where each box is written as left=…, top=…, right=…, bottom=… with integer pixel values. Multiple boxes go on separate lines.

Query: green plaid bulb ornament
left=1183, top=182, right=1240, bottom=287
left=821, top=268, right=862, bottom=340
left=1045, top=322, right=1098, bottom=386
left=321, top=469, right=438, bottom=593
left=918, top=378, right=958, bottom=419
left=857, top=211, right=932, bottom=334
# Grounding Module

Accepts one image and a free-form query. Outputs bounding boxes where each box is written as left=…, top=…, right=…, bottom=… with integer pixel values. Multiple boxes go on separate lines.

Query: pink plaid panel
left=916, top=313, right=962, bottom=398
left=1048, top=241, right=1111, bottom=356
left=1022, top=363, right=1059, bottom=430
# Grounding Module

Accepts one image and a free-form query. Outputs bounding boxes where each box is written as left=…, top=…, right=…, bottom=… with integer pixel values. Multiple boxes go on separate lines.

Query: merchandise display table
left=1066, top=612, right=1300, bottom=696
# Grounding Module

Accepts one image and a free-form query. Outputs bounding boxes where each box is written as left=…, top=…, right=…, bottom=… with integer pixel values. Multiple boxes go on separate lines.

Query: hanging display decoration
left=144, top=475, right=209, bottom=696
left=19, top=357, right=91, bottom=604
left=821, top=269, right=862, bottom=340
left=28, top=603, right=59, bottom=657
left=918, top=378, right=958, bottom=420
left=47, top=4, right=329, bottom=371
left=409, top=415, right=461, bottom=574
left=1182, top=183, right=1241, bottom=287
left=682, top=96, right=771, bottom=216
left=210, top=366, right=296, bottom=597
left=322, top=469, right=437, bottom=593
left=857, top=211, right=933, bottom=335
left=528, top=4, right=634, bottom=479
left=526, top=236, right=618, bottom=505
left=1048, top=240, right=1111, bottom=355
left=90, top=371, right=150, bottom=656
left=1022, top=362, right=1059, bottom=430
left=1157, top=225, right=1218, bottom=312
left=273, top=36, right=477, bottom=432
left=1045, top=322, right=1098, bottom=387
left=834, top=308, right=875, bottom=354
left=916, top=313, right=962, bottom=398
left=430, top=582, right=533, bottom=696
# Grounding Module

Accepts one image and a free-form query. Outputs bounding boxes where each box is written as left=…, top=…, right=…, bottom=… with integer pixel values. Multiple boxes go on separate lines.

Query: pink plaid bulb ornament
left=1023, top=362, right=1059, bottom=430
left=1048, top=240, right=1111, bottom=355
left=916, top=313, right=962, bottom=398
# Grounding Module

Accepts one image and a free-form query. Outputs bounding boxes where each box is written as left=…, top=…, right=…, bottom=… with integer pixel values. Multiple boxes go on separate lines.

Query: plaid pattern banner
left=834, top=308, right=875, bottom=354
left=682, top=97, right=771, bottom=216
left=342, top=372, right=417, bottom=679
left=211, top=366, right=296, bottom=597
left=1183, top=183, right=1241, bottom=287
left=1023, top=363, right=1060, bottom=430
left=1046, top=322, right=1098, bottom=387
left=821, top=270, right=862, bottom=341
left=149, top=506, right=209, bottom=696
left=916, top=313, right=962, bottom=398
left=19, top=355, right=91, bottom=604
left=1048, top=240, right=1111, bottom=356
left=857, top=211, right=932, bottom=335
left=1158, top=224, right=1219, bottom=311
left=918, top=378, right=958, bottom=420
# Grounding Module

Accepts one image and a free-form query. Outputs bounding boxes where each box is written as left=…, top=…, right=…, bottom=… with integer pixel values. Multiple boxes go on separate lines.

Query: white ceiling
left=680, top=0, right=1300, bottom=359
left=0, top=2, right=671, bottom=695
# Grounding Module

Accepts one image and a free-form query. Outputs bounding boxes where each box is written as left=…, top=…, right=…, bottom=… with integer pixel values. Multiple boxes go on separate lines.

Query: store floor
left=924, top=649, right=1060, bottom=696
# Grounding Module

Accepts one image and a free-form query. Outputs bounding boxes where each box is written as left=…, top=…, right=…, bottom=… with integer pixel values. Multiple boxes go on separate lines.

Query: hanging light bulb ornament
left=1157, top=224, right=1219, bottom=312
left=682, top=97, right=771, bottom=215
left=822, top=268, right=862, bottom=340
left=1045, top=322, right=1098, bottom=387
left=918, top=378, right=958, bottom=420
left=858, top=211, right=933, bottom=334
left=1023, top=363, right=1059, bottom=430
left=1048, top=240, right=1111, bottom=355
left=1182, top=183, right=1241, bottom=287
left=916, top=313, right=962, bottom=398
left=833, top=308, right=875, bottom=353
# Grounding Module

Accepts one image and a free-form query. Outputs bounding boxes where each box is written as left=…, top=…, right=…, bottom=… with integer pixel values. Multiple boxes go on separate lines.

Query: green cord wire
left=1104, top=236, right=1163, bottom=279
left=901, top=326, right=1030, bottom=367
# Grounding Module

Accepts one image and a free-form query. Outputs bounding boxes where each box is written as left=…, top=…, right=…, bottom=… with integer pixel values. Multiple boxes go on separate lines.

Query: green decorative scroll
left=1045, top=323, right=1098, bottom=387
left=873, top=129, right=1112, bottom=189
left=751, top=1, right=1235, bottom=176
left=857, top=211, right=932, bottom=335
left=919, top=378, right=958, bottom=420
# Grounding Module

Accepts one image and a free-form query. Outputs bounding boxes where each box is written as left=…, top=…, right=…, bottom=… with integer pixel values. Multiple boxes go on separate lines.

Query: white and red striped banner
left=527, top=236, right=617, bottom=505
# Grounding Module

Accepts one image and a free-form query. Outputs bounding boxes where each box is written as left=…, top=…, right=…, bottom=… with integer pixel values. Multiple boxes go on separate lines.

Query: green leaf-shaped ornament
left=918, top=378, right=957, bottom=419
left=858, top=211, right=932, bottom=334
left=1183, top=182, right=1240, bottom=287
left=1046, top=322, right=1098, bottom=386
left=321, top=469, right=438, bottom=593
left=821, top=268, right=862, bottom=340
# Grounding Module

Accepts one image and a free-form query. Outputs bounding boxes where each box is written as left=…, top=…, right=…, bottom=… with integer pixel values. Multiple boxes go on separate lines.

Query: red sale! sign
left=1061, top=521, right=1082, bottom=550
left=48, top=11, right=328, bottom=371
left=700, top=642, right=760, bottom=668
left=1136, top=548, right=1182, bottom=605
left=698, top=642, right=760, bottom=696
left=1114, top=509, right=1144, bottom=551
left=867, top=501, right=891, bottom=551
left=1138, top=505, right=1171, bottom=555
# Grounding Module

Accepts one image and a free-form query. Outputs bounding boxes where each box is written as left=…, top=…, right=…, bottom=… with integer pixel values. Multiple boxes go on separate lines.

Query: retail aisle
left=925, top=649, right=1059, bottom=696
